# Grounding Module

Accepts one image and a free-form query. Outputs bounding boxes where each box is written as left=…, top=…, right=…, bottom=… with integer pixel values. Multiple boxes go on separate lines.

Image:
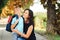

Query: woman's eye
left=25, top=12, right=27, bottom=14
left=25, top=13, right=27, bottom=14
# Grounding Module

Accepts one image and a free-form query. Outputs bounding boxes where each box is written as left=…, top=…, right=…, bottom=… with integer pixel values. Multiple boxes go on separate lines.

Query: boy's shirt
left=11, top=17, right=24, bottom=33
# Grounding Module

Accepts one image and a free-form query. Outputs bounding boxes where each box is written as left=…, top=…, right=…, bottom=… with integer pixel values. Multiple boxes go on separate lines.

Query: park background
left=0, top=0, right=60, bottom=40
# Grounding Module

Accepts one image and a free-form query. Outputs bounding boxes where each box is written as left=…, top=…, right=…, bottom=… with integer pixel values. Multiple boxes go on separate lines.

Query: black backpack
left=6, top=15, right=18, bottom=32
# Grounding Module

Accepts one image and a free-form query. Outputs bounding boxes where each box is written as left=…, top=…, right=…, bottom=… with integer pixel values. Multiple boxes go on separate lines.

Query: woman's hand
left=11, top=19, right=19, bottom=32
left=13, top=29, right=21, bottom=35
left=12, top=29, right=18, bottom=33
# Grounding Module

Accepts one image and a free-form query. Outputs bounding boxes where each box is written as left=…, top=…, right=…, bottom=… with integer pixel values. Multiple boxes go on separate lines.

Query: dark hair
left=24, top=9, right=34, bottom=26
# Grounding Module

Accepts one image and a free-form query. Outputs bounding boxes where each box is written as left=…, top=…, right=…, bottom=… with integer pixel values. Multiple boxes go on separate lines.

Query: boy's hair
left=13, top=0, right=22, bottom=8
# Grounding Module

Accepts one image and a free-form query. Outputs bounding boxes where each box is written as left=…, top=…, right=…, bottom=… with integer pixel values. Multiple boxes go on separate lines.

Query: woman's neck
left=24, top=18, right=29, bottom=23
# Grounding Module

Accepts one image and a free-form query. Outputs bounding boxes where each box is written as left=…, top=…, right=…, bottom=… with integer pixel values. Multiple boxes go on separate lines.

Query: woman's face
left=23, top=10, right=30, bottom=19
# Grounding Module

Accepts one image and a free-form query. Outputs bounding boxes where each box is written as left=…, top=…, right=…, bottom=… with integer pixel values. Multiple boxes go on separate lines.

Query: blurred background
left=0, top=0, right=60, bottom=40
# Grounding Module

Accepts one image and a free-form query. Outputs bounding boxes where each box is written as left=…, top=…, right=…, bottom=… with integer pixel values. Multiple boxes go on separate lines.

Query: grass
left=35, top=29, right=46, bottom=35
left=47, top=34, right=60, bottom=40
left=34, top=12, right=47, bottom=32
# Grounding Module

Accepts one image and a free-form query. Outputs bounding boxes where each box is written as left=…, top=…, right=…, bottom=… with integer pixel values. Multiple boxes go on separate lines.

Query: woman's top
left=23, top=20, right=36, bottom=40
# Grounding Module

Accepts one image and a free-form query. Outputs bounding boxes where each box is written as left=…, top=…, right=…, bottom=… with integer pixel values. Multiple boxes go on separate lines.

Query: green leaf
left=40, top=0, right=46, bottom=4
left=0, top=0, right=9, bottom=14
left=51, top=0, right=57, bottom=4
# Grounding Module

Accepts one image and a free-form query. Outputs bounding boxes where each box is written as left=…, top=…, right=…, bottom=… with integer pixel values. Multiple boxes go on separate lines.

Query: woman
left=11, top=9, right=36, bottom=40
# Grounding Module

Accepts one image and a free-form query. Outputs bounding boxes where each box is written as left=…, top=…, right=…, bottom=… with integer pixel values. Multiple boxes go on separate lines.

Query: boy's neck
left=18, top=14, right=21, bottom=18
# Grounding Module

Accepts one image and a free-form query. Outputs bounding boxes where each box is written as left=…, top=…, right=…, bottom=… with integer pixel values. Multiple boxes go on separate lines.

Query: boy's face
left=14, top=7, right=21, bottom=16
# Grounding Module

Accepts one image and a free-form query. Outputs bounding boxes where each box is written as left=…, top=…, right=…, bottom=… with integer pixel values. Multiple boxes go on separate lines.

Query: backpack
left=6, top=15, right=18, bottom=32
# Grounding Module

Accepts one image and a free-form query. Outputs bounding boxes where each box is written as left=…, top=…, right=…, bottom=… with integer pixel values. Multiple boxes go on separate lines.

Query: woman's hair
left=24, top=9, right=34, bottom=26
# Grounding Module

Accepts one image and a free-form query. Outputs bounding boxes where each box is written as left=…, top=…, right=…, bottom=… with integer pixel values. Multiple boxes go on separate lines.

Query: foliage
left=0, top=0, right=9, bottom=14
left=34, top=13, right=47, bottom=35
left=40, top=0, right=60, bottom=34
left=40, top=0, right=60, bottom=12
left=47, top=34, right=60, bottom=40
left=8, top=0, right=33, bottom=9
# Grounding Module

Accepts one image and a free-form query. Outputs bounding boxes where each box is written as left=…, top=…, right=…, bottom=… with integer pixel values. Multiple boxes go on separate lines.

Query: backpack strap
left=21, top=16, right=24, bottom=22
left=8, top=16, right=12, bottom=23
left=12, top=14, right=18, bottom=19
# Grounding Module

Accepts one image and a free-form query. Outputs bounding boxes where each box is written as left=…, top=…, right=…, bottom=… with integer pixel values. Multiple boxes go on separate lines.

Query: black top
left=23, top=21, right=36, bottom=40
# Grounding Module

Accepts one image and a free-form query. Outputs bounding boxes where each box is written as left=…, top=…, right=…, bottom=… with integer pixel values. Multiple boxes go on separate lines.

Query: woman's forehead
left=24, top=10, right=29, bottom=14
left=25, top=10, right=29, bottom=12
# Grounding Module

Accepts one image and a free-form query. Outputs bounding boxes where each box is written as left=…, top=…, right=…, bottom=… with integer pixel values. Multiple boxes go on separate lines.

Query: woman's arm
left=14, top=25, right=33, bottom=39
left=11, top=20, right=18, bottom=32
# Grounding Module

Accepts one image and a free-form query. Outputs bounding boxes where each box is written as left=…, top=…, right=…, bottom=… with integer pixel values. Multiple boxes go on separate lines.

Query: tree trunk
left=46, top=0, right=57, bottom=34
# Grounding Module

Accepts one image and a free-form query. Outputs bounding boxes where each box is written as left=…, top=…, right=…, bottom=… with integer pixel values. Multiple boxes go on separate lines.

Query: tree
left=40, top=0, right=60, bottom=34
left=8, top=0, right=33, bottom=10
left=0, top=0, right=9, bottom=13
left=0, top=0, right=9, bottom=19
left=2, top=0, right=33, bottom=16
left=0, top=0, right=33, bottom=17
left=47, top=0, right=57, bottom=34
left=56, top=2, right=60, bottom=34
